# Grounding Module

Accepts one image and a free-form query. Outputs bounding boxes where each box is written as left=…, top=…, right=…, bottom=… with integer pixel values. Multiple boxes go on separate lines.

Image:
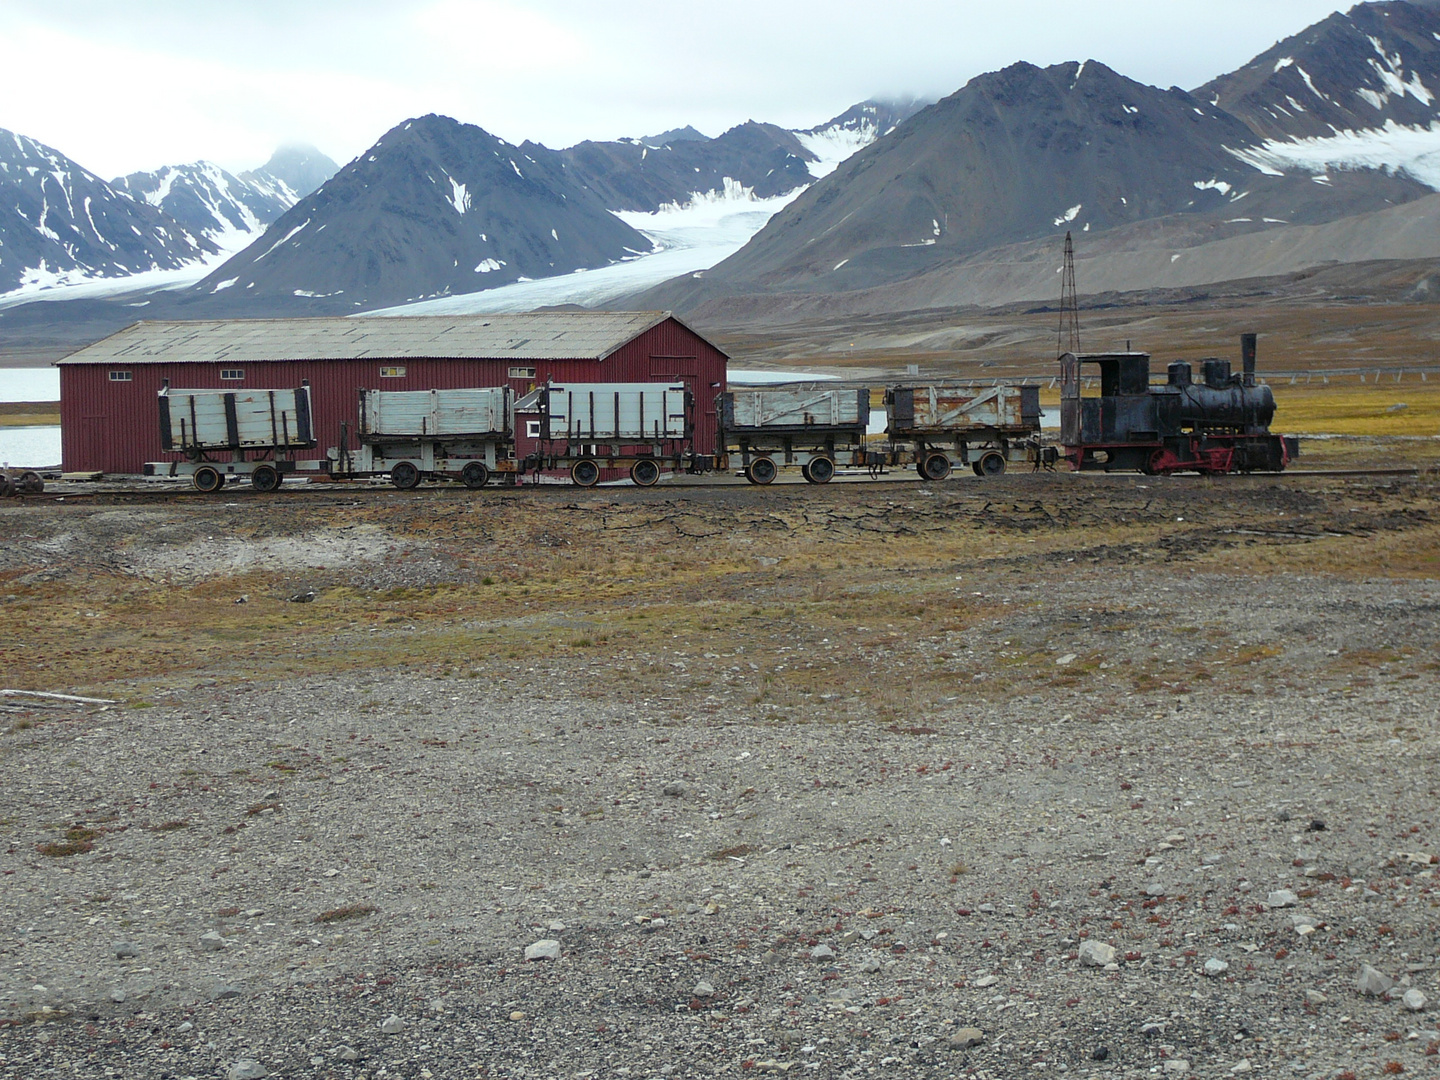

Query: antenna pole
left=1058, top=231, right=1080, bottom=358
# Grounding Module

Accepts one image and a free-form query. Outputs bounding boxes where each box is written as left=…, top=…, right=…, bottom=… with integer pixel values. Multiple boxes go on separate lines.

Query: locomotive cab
left=1060, top=351, right=1162, bottom=472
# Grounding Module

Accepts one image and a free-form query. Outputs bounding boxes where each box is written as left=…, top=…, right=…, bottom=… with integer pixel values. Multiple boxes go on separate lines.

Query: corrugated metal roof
left=57, top=312, right=688, bottom=365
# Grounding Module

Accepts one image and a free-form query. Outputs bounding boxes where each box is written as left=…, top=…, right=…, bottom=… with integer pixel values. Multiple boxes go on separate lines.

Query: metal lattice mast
left=1058, top=231, right=1080, bottom=358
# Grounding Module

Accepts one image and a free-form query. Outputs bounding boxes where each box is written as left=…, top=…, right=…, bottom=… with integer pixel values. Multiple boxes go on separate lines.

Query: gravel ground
left=0, top=475, right=1437, bottom=1080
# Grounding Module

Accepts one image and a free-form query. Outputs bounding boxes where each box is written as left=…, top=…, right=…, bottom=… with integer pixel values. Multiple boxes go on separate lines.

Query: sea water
left=0, top=369, right=62, bottom=467
left=0, top=367, right=59, bottom=403
left=0, top=427, right=62, bottom=468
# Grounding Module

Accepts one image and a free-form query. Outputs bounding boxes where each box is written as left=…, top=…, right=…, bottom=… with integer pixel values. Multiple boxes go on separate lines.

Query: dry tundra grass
left=0, top=468, right=1435, bottom=717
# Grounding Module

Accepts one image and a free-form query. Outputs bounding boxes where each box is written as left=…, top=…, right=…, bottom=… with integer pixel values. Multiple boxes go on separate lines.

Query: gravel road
left=0, top=475, right=1436, bottom=1079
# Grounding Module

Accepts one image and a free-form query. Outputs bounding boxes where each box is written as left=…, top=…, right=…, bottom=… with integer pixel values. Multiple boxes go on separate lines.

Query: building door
left=80, top=416, right=108, bottom=473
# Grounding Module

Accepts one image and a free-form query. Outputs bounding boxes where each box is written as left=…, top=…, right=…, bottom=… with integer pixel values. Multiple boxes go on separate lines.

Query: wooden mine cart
left=717, top=388, right=877, bottom=484
left=884, top=384, right=1043, bottom=479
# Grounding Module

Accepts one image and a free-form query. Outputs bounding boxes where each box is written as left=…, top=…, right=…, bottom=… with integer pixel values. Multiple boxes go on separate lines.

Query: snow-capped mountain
left=112, top=145, right=339, bottom=254
left=794, top=99, right=929, bottom=177
left=1200, top=1, right=1440, bottom=188
left=558, top=121, right=819, bottom=213
left=667, top=61, right=1282, bottom=294
left=0, top=128, right=218, bottom=295
left=192, top=114, right=654, bottom=313
left=112, top=161, right=285, bottom=253
left=556, top=100, right=929, bottom=213
left=1201, top=2, right=1440, bottom=140
left=185, top=101, right=928, bottom=315
left=636, top=33, right=1437, bottom=315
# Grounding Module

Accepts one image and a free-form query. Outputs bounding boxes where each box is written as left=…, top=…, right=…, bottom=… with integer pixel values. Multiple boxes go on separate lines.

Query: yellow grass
left=0, top=412, right=59, bottom=427
left=1269, top=381, right=1440, bottom=437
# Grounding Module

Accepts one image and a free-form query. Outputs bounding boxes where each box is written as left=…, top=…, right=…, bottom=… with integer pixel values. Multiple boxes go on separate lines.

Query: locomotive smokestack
left=1241, top=333, right=1257, bottom=388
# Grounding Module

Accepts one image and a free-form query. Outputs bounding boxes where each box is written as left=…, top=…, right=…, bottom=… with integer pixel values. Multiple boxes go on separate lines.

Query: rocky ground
left=0, top=468, right=1437, bottom=1079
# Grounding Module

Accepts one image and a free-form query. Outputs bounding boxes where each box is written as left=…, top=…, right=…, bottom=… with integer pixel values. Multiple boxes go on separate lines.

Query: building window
left=509, top=366, right=536, bottom=379
left=525, top=420, right=541, bottom=439
left=108, top=370, right=132, bottom=382
left=220, top=369, right=244, bottom=381
left=380, top=366, right=406, bottom=378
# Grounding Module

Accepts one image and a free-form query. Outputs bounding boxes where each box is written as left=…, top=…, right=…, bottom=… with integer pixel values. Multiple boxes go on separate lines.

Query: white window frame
left=108, top=370, right=132, bottom=382
left=509, top=366, right=536, bottom=379
left=220, top=368, right=244, bottom=381
left=380, top=366, right=407, bottom=378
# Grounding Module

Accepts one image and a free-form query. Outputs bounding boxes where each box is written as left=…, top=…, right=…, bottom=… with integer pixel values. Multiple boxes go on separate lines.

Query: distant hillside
left=111, top=162, right=289, bottom=253
left=191, top=114, right=654, bottom=313
left=0, top=128, right=216, bottom=294
left=634, top=2, right=1440, bottom=322
left=112, top=146, right=339, bottom=255
left=793, top=99, right=929, bottom=177
left=242, top=144, right=339, bottom=202
left=658, top=59, right=1429, bottom=300
left=556, top=121, right=817, bottom=212
left=1200, top=1, right=1440, bottom=140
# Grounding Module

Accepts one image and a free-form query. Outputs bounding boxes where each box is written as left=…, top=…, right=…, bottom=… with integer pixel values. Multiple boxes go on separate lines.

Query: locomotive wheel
left=461, top=461, right=490, bottom=489
left=977, top=451, right=1006, bottom=477
left=390, top=461, right=421, bottom=490
left=192, top=466, right=223, bottom=493
left=971, top=461, right=984, bottom=477
left=571, top=459, right=601, bottom=487
left=250, top=464, right=281, bottom=493
left=919, top=452, right=951, bottom=481
left=745, top=457, right=778, bottom=485
left=630, top=458, right=661, bottom=487
left=0, top=474, right=11, bottom=498
left=802, top=456, right=835, bottom=484
left=18, top=470, right=44, bottom=494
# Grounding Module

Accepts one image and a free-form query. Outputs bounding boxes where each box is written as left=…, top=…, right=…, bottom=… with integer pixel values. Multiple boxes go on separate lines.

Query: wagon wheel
left=571, top=459, right=601, bottom=488
left=192, top=465, right=223, bottom=493
left=390, top=461, right=421, bottom=490
left=919, top=452, right=951, bottom=481
left=745, top=457, right=777, bottom=485
left=17, top=471, right=44, bottom=495
left=977, top=451, right=1007, bottom=477
left=803, top=456, right=835, bottom=484
left=1142, top=449, right=1175, bottom=476
left=461, top=461, right=490, bottom=489
left=630, top=458, right=661, bottom=487
left=250, top=464, right=281, bottom=493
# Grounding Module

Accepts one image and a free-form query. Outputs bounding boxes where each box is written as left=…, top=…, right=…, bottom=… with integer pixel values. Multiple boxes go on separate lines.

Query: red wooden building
left=56, top=312, right=729, bottom=474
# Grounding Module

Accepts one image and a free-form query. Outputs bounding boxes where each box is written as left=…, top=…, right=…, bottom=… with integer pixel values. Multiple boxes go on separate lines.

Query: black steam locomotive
left=1060, top=334, right=1298, bottom=474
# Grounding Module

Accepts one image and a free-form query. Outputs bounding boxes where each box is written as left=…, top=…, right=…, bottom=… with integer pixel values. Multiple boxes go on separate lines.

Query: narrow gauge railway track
left=2, top=465, right=1429, bottom=506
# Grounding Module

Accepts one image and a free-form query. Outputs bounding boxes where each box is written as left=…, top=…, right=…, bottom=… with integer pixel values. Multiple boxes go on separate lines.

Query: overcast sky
left=0, top=0, right=1349, bottom=178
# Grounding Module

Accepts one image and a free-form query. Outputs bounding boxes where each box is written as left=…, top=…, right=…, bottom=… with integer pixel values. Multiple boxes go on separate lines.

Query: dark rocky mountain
left=659, top=61, right=1325, bottom=297
left=635, top=6, right=1440, bottom=319
left=0, top=128, right=217, bottom=295
left=1199, top=1, right=1440, bottom=140
left=557, top=121, right=818, bottom=212
left=191, top=114, right=653, bottom=313
left=639, top=126, right=709, bottom=145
